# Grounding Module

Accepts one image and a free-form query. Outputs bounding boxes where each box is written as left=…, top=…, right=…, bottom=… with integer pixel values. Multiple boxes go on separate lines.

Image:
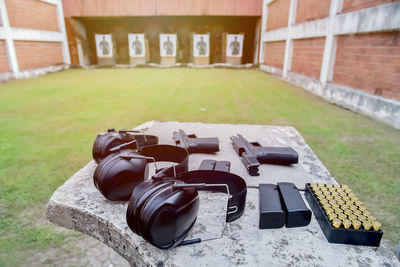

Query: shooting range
left=4, top=0, right=400, bottom=265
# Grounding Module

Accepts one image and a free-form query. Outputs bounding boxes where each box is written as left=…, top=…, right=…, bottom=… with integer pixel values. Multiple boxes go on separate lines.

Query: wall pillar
left=56, top=0, right=71, bottom=64
left=320, top=0, right=343, bottom=85
left=259, top=0, right=269, bottom=64
left=0, top=0, right=19, bottom=74
left=283, top=0, right=297, bottom=77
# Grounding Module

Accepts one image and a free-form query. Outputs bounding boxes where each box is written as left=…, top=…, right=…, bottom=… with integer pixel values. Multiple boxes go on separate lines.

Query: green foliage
left=0, top=69, right=399, bottom=265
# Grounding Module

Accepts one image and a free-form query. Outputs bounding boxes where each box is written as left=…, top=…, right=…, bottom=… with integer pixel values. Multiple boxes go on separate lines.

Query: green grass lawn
left=0, top=68, right=399, bottom=265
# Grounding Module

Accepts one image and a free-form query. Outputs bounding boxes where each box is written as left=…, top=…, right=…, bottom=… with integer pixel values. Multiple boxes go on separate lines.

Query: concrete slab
left=47, top=121, right=399, bottom=266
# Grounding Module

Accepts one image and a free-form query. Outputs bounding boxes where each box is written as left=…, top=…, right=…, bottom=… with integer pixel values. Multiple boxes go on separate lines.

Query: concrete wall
left=259, top=0, right=400, bottom=129
left=0, top=0, right=70, bottom=81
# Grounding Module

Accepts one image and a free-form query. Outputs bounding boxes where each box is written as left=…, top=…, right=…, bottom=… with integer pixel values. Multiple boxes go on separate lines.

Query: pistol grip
left=241, top=152, right=260, bottom=176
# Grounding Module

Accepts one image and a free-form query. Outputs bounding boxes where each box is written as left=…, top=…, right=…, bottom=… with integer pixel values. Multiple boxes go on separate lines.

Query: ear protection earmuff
left=93, top=144, right=189, bottom=201
left=92, top=128, right=159, bottom=163
left=126, top=169, right=247, bottom=249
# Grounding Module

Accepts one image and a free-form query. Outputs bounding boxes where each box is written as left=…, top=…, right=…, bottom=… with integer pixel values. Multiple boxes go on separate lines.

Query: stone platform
left=47, top=121, right=399, bottom=266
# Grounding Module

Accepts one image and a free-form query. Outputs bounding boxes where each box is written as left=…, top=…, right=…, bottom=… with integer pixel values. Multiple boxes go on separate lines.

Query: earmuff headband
left=176, top=170, right=247, bottom=222
left=141, top=145, right=189, bottom=179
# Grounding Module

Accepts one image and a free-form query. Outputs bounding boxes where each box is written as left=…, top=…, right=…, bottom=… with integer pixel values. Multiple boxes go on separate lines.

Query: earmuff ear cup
left=92, top=132, right=128, bottom=163
left=126, top=179, right=170, bottom=235
left=133, top=180, right=200, bottom=249
left=93, top=151, right=148, bottom=201
left=92, top=131, right=159, bottom=163
left=93, top=152, right=119, bottom=189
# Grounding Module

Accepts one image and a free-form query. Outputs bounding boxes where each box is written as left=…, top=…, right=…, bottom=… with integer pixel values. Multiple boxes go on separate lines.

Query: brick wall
left=342, top=0, right=400, bottom=13
left=266, top=0, right=290, bottom=31
left=291, top=37, right=325, bottom=79
left=5, top=0, right=59, bottom=31
left=333, top=32, right=400, bottom=100
left=296, top=0, right=330, bottom=24
left=0, top=41, right=10, bottom=73
left=263, top=41, right=286, bottom=69
left=14, top=41, right=63, bottom=71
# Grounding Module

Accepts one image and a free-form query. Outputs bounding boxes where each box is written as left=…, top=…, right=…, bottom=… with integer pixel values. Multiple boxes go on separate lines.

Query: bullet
left=331, top=203, right=340, bottom=210
left=332, top=219, right=341, bottom=228
left=319, top=199, right=329, bottom=205
left=344, top=209, right=353, bottom=216
left=337, top=213, right=347, bottom=220
left=336, top=199, right=345, bottom=206
left=357, top=215, right=367, bottom=222
left=326, top=195, right=334, bottom=201
left=352, top=220, right=361, bottom=230
left=324, top=207, right=334, bottom=214
left=342, top=219, right=352, bottom=229
left=322, top=204, right=332, bottom=211
left=348, top=214, right=358, bottom=221
left=349, top=195, right=357, bottom=201
left=358, top=205, right=367, bottom=212
left=328, top=198, right=337, bottom=204
left=363, top=221, right=372, bottom=231
left=372, top=221, right=381, bottom=231
left=353, top=210, right=362, bottom=216
left=344, top=187, right=352, bottom=193
left=354, top=200, right=363, bottom=206
left=328, top=213, right=338, bottom=221
left=349, top=205, right=358, bottom=211
left=331, top=191, right=339, bottom=197
left=333, top=184, right=341, bottom=190
left=334, top=195, right=343, bottom=200
left=363, top=210, right=372, bottom=217
left=341, top=204, right=350, bottom=211
left=334, top=208, right=344, bottom=214
left=313, top=189, right=323, bottom=195
left=342, top=196, right=351, bottom=201
left=323, top=191, right=331, bottom=196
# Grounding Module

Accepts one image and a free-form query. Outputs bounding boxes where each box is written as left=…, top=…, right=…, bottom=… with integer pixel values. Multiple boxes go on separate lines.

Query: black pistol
left=173, top=129, right=219, bottom=153
left=231, top=134, right=298, bottom=176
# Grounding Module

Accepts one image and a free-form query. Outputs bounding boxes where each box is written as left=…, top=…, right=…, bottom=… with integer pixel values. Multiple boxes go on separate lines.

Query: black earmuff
left=126, top=178, right=200, bottom=249
left=92, top=128, right=159, bottom=163
left=126, top=169, right=247, bottom=249
left=93, top=144, right=189, bottom=201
